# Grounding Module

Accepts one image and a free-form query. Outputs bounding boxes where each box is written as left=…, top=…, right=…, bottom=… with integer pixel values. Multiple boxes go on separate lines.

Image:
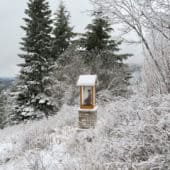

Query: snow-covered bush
left=21, top=129, right=52, bottom=152
left=0, top=93, right=169, bottom=169
left=54, top=43, right=89, bottom=106
left=25, top=153, right=46, bottom=170
left=0, top=92, right=6, bottom=129
left=65, top=94, right=170, bottom=169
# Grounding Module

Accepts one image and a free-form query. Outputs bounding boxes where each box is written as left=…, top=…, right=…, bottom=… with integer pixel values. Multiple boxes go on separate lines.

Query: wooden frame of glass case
left=80, top=85, right=96, bottom=109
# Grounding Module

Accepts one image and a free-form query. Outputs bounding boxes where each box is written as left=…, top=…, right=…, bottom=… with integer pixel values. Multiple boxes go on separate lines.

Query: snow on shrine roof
left=77, top=75, right=97, bottom=86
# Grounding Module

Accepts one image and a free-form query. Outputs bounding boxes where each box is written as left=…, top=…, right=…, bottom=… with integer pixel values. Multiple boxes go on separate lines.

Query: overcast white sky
left=0, top=0, right=143, bottom=77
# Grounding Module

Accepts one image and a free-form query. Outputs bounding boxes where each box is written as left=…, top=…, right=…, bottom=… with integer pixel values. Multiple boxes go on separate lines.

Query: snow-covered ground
left=0, top=94, right=170, bottom=170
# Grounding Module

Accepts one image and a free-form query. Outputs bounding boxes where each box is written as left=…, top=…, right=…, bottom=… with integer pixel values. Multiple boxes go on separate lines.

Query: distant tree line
left=4, top=0, right=132, bottom=125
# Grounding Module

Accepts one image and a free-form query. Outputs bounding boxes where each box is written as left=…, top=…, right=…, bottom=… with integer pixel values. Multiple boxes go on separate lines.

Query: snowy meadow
left=0, top=91, right=170, bottom=169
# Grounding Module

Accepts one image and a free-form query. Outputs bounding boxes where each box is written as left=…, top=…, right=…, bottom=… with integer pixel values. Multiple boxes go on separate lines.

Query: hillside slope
left=0, top=94, right=170, bottom=170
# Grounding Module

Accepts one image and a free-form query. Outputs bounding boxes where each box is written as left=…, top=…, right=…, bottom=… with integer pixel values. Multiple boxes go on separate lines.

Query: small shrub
left=22, top=129, right=51, bottom=152
left=25, top=153, right=46, bottom=170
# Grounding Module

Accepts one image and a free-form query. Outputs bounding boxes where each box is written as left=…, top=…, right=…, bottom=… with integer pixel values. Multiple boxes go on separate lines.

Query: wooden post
left=80, top=86, right=83, bottom=107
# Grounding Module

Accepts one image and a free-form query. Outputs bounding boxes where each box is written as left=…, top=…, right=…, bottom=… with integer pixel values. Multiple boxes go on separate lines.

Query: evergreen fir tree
left=82, top=13, right=131, bottom=65
left=81, top=13, right=132, bottom=96
left=17, top=0, right=55, bottom=120
left=52, top=1, right=74, bottom=60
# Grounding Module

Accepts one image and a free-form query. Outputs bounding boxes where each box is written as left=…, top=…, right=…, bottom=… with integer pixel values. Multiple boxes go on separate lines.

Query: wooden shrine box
left=77, top=75, right=98, bottom=129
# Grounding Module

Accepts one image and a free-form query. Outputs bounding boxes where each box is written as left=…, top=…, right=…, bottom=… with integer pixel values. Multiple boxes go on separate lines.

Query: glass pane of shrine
left=82, top=86, right=93, bottom=106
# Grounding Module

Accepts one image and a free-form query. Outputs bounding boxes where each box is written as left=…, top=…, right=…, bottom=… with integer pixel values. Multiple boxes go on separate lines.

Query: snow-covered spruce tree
left=81, top=13, right=132, bottom=96
left=52, top=1, right=74, bottom=60
left=16, top=0, right=55, bottom=121
left=49, top=2, right=75, bottom=107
